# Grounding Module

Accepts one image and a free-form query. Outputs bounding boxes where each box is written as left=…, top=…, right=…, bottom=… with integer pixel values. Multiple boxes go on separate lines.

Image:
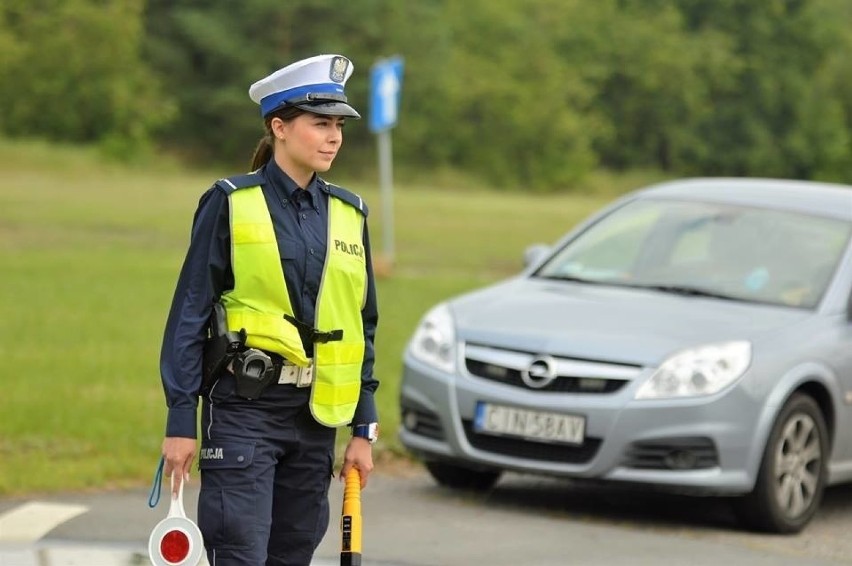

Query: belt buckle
left=296, top=365, right=313, bottom=388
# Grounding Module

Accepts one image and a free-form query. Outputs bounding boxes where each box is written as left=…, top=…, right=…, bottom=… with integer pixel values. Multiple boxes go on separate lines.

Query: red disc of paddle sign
left=160, top=529, right=191, bottom=563
left=149, top=517, right=203, bottom=566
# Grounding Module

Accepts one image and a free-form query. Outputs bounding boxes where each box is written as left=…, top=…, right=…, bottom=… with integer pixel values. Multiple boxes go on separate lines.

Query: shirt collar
left=264, top=158, right=320, bottom=208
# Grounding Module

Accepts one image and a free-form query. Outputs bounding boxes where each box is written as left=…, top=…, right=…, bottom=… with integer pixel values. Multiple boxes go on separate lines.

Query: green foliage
left=137, top=0, right=852, bottom=187
left=406, top=0, right=600, bottom=189
left=142, top=0, right=391, bottom=166
left=668, top=0, right=852, bottom=180
left=0, top=0, right=173, bottom=159
left=584, top=1, right=739, bottom=172
left=2, top=0, right=852, bottom=186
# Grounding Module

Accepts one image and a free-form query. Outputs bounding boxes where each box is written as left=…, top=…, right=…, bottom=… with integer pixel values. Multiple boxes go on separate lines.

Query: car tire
left=425, top=461, right=502, bottom=491
left=734, top=393, right=828, bottom=534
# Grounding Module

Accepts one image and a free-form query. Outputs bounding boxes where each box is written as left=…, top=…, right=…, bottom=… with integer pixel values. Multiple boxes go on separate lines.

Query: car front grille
left=462, top=420, right=602, bottom=464
left=464, top=343, right=642, bottom=394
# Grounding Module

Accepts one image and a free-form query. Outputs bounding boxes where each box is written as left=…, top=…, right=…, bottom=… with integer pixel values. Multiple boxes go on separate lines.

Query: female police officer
left=159, top=54, right=379, bottom=566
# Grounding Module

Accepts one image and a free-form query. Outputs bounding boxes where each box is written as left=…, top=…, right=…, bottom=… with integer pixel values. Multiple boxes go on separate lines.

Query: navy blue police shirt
left=160, top=158, right=379, bottom=438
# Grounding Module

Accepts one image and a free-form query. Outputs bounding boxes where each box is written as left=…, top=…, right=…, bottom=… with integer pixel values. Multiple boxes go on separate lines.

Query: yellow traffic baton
left=340, top=468, right=362, bottom=566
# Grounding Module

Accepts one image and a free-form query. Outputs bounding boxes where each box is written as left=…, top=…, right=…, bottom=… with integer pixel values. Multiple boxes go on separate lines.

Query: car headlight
left=635, top=341, right=751, bottom=400
left=408, top=303, right=457, bottom=373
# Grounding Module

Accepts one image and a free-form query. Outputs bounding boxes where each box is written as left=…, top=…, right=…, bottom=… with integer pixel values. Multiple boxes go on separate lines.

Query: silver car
left=399, top=178, right=852, bottom=533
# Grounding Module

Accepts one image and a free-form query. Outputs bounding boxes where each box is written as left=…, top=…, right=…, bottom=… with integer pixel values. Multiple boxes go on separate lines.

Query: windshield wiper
left=620, top=283, right=745, bottom=302
left=538, top=276, right=750, bottom=302
left=536, top=274, right=602, bottom=284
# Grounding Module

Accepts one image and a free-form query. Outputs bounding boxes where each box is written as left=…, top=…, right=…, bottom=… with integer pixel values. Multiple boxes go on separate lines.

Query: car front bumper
left=399, top=350, right=763, bottom=496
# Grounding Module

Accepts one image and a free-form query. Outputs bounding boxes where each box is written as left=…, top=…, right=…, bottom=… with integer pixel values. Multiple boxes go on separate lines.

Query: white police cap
left=249, top=54, right=361, bottom=119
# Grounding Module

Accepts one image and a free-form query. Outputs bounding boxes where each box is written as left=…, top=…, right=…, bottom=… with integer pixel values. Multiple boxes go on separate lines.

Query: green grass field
left=0, top=139, right=658, bottom=495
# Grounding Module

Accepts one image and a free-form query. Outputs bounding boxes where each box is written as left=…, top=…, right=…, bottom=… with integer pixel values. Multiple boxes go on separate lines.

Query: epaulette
left=212, top=171, right=265, bottom=195
left=320, top=178, right=369, bottom=216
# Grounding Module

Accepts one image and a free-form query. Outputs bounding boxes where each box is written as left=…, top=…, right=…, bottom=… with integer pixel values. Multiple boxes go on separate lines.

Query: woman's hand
left=339, top=437, right=374, bottom=488
left=162, top=437, right=197, bottom=496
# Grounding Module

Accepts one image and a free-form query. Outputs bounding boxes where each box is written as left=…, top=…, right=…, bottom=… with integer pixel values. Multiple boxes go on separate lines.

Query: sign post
left=369, top=56, right=404, bottom=267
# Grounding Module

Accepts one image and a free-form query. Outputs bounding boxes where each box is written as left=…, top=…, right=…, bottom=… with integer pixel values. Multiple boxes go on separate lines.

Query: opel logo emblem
left=521, top=355, right=558, bottom=389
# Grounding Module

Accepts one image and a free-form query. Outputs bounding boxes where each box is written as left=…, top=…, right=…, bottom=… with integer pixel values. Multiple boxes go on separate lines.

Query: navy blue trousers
left=198, top=373, right=336, bottom=566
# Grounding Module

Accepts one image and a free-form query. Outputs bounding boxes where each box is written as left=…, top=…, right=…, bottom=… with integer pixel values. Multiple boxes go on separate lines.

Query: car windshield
left=535, top=198, right=851, bottom=308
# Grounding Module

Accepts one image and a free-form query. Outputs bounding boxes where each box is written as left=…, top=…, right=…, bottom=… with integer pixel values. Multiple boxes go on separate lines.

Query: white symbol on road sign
left=377, top=70, right=400, bottom=127
left=369, top=57, right=404, bottom=133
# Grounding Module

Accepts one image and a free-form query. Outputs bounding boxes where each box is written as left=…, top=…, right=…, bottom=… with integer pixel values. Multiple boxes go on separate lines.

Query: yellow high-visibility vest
left=220, top=183, right=366, bottom=427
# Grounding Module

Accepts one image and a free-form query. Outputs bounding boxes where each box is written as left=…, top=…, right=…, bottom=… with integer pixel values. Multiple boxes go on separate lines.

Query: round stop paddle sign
left=149, top=516, right=203, bottom=566
left=148, top=473, right=204, bottom=566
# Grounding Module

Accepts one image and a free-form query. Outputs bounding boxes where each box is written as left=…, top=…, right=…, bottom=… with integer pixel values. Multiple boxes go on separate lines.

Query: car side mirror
left=524, top=244, right=551, bottom=269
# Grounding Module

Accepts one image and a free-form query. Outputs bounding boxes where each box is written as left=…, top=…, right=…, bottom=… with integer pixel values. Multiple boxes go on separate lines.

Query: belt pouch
left=233, top=349, right=276, bottom=400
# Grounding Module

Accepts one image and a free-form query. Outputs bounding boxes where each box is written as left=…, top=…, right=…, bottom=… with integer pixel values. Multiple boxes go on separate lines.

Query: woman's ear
left=270, top=117, right=288, bottom=141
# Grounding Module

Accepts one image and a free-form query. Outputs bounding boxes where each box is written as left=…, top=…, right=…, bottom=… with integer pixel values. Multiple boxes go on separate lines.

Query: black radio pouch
left=201, top=303, right=246, bottom=394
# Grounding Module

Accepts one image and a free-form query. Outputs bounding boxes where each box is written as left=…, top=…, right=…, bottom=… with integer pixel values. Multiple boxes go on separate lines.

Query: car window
left=536, top=198, right=851, bottom=308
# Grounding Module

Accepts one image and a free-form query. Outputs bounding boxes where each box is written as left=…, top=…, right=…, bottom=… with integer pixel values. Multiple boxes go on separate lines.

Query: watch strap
left=352, top=423, right=378, bottom=443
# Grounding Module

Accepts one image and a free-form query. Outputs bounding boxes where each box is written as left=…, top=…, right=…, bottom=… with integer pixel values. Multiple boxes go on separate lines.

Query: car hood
left=449, top=277, right=812, bottom=366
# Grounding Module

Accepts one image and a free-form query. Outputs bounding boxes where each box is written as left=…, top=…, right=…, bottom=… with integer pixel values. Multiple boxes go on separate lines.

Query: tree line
left=2, top=0, right=851, bottom=190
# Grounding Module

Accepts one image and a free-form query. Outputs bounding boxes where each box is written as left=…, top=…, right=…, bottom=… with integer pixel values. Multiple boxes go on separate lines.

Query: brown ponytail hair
left=249, top=106, right=307, bottom=170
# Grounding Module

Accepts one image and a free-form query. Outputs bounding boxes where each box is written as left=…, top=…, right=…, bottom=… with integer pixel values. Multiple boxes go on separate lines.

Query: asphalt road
left=3, top=465, right=852, bottom=565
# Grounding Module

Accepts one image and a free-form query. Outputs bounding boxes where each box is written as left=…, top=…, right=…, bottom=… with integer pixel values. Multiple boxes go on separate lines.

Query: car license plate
left=474, top=402, right=585, bottom=445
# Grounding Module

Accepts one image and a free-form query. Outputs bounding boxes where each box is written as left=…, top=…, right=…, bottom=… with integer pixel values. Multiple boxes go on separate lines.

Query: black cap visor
left=278, top=92, right=361, bottom=119
left=294, top=101, right=361, bottom=119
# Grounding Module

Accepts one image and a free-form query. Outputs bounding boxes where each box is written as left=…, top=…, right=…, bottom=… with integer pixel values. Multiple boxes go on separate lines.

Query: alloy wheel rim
left=773, top=413, right=821, bottom=518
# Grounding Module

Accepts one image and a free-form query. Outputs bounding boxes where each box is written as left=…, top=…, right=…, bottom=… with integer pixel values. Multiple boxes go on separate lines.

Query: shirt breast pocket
left=277, top=237, right=300, bottom=264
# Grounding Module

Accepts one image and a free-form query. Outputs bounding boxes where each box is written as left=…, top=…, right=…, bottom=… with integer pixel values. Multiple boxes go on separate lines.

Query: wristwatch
left=352, top=423, right=379, bottom=444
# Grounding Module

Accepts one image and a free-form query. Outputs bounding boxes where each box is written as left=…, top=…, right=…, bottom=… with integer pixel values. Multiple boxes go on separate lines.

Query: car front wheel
left=734, top=393, right=828, bottom=534
left=425, top=461, right=502, bottom=491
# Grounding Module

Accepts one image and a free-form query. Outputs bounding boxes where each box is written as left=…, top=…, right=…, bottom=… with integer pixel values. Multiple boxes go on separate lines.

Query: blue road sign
left=369, top=57, right=404, bottom=133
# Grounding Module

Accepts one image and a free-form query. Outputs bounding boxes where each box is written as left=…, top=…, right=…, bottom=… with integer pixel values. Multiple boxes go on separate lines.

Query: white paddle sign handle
left=169, top=471, right=188, bottom=519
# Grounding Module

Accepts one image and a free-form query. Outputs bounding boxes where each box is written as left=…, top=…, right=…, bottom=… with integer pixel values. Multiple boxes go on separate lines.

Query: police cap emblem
left=329, top=56, right=349, bottom=83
